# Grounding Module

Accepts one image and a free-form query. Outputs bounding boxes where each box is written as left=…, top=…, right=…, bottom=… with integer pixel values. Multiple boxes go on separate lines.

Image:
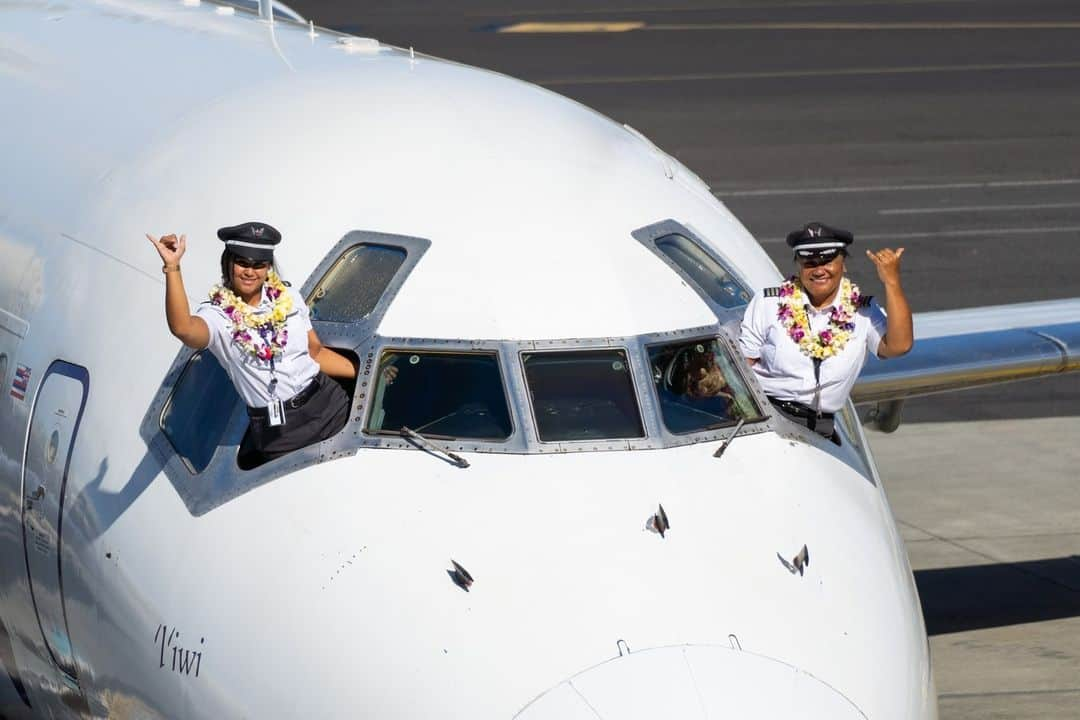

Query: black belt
left=767, top=397, right=833, bottom=421
left=247, top=375, right=321, bottom=418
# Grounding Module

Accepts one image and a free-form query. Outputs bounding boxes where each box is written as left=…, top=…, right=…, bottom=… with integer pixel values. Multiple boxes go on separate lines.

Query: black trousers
left=767, top=397, right=840, bottom=444
left=247, top=374, right=350, bottom=461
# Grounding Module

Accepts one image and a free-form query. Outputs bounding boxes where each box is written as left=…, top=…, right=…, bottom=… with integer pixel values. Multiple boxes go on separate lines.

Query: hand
left=866, top=247, right=905, bottom=285
left=381, top=365, right=399, bottom=384
left=146, top=233, right=187, bottom=267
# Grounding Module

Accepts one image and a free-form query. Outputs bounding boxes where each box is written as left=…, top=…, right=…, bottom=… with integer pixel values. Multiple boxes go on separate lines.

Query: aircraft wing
left=852, top=299, right=1080, bottom=419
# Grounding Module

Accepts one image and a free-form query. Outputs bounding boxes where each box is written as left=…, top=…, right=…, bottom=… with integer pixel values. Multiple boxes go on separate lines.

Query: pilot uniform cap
left=786, top=221, right=854, bottom=257
left=217, top=221, right=282, bottom=262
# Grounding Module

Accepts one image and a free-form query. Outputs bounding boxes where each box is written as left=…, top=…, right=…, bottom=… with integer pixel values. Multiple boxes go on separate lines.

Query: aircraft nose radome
left=515, top=645, right=866, bottom=719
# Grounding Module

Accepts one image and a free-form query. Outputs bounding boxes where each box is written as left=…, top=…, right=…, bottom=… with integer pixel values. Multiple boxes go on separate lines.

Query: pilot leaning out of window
left=147, top=222, right=358, bottom=461
left=739, top=222, right=913, bottom=441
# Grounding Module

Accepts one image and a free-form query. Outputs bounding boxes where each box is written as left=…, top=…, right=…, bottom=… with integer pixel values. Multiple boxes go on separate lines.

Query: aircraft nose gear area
left=515, top=644, right=866, bottom=719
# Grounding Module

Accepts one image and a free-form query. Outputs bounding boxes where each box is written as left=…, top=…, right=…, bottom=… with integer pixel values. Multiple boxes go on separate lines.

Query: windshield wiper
left=400, top=426, right=470, bottom=468
left=712, top=417, right=746, bottom=458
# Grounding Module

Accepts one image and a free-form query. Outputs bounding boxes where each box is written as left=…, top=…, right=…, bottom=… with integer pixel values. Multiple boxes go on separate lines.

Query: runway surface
left=297, top=0, right=1080, bottom=423
left=284, top=2, right=1079, bottom=717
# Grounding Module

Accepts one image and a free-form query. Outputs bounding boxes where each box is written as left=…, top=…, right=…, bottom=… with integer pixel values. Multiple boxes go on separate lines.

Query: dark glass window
left=647, top=338, right=763, bottom=434
left=307, top=244, right=407, bottom=322
left=655, top=234, right=750, bottom=308
left=366, top=351, right=512, bottom=440
left=522, top=350, right=644, bottom=442
left=161, top=351, right=239, bottom=473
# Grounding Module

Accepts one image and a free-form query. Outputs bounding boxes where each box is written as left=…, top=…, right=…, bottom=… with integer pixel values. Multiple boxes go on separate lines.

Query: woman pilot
left=147, top=222, right=357, bottom=461
left=739, top=222, right=913, bottom=439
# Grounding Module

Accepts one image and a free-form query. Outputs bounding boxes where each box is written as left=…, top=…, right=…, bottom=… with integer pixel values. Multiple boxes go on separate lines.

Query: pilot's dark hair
left=220, top=249, right=280, bottom=289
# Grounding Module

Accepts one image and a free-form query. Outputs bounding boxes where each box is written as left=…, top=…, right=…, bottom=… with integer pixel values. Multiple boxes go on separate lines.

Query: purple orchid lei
left=209, top=270, right=294, bottom=362
left=775, top=276, right=861, bottom=359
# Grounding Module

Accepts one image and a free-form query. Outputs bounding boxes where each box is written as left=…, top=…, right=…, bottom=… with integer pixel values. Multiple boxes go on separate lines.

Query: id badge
left=267, top=398, right=286, bottom=427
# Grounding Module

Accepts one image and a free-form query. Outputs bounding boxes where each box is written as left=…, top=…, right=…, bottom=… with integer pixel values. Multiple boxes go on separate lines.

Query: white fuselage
left=0, top=1, right=935, bottom=717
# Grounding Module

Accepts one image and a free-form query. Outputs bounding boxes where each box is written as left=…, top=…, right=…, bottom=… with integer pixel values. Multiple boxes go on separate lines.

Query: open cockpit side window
left=143, top=230, right=432, bottom=516
left=160, top=350, right=239, bottom=474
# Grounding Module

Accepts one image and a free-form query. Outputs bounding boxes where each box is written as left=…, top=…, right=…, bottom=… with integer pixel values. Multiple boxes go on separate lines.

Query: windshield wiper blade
left=400, top=426, right=470, bottom=468
left=713, top=417, right=746, bottom=458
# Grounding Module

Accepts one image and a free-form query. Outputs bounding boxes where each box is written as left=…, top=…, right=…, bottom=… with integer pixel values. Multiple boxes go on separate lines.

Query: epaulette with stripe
left=857, top=295, right=873, bottom=308
left=763, top=287, right=781, bottom=297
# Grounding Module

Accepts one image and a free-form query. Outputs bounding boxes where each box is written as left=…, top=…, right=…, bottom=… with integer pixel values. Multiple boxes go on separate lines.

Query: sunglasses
left=796, top=252, right=841, bottom=268
left=233, top=257, right=270, bottom=270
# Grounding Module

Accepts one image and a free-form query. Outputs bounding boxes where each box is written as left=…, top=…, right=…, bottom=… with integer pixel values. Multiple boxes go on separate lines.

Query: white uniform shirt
left=195, top=285, right=320, bottom=408
left=739, top=284, right=887, bottom=413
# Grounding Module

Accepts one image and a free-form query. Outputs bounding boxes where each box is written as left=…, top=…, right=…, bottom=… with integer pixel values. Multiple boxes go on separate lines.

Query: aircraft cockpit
left=140, top=221, right=872, bottom=516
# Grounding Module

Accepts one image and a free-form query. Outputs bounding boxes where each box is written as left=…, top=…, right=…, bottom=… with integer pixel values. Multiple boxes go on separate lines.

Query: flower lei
left=776, top=276, right=860, bottom=360
left=209, top=270, right=294, bottom=362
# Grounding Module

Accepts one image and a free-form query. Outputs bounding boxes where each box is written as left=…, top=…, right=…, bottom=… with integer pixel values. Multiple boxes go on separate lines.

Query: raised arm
left=146, top=233, right=210, bottom=350
left=866, top=247, right=914, bottom=358
left=307, top=330, right=359, bottom=379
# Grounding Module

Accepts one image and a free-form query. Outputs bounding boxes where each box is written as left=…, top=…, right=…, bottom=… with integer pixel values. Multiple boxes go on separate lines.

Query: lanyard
left=812, top=357, right=823, bottom=413
left=257, top=323, right=280, bottom=400
left=806, top=303, right=824, bottom=413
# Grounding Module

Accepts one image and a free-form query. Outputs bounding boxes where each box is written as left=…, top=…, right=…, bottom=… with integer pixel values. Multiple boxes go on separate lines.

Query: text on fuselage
left=155, top=624, right=204, bottom=678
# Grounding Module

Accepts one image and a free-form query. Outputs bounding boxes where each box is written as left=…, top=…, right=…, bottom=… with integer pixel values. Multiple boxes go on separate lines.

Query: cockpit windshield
left=648, top=338, right=763, bottom=434
left=366, top=351, right=513, bottom=440
left=522, top=349, right=645, bottom=442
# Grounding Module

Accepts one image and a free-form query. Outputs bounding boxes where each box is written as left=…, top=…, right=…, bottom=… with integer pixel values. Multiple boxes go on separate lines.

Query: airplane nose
left=515, top=644, right=866, bottom=719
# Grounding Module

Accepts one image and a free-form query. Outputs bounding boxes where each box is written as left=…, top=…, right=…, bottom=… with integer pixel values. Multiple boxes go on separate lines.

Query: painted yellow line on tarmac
left=496, top=20, right=1080, bottom=34
left=647, top=21, right=1080, bottom=31
left=497, top=21, right=645, bottom=33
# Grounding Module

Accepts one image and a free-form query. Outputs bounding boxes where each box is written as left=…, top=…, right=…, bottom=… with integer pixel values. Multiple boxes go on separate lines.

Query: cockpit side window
left=300, top=232, right=431, bottom=350
left=307, top=244, right=408, bottom=322
left=647, top=338, right=764, bottom=435
left=366, top=351, right=513, bottom=440
left=633, top=219, right=752, bottom=313
left=160, top=350, right=239, bottom=473
left=522, top=349, right=645, bottom=442
left=654, top=234, right=750, bottom=308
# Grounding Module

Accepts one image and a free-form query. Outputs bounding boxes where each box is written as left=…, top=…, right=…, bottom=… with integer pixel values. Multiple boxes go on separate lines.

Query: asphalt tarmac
left=294, top=0, right=1080, bottom=423
left=283, top=2, right=1079, bottom=717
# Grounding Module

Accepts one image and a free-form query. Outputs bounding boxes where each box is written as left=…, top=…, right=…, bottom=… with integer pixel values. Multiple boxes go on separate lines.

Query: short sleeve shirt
left=739, top=284, right=887, bottom=414
left=195, top=285, right=320, bottom=408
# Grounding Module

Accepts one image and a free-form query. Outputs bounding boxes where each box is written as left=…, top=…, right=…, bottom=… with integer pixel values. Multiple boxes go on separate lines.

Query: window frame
left=632, top=219, right=753, bottom=321
left=300, top=231, right=430, bottom=350
left=362, top=347, right=517, bottom=444
left=644, top=334, right=768, bottom=438
left=141, top=230, right=432, bottom=516
left=519, top=345, right=648, bottom=447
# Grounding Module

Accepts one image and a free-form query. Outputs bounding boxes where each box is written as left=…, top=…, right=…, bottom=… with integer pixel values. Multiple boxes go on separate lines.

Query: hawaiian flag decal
left=11, top=365, right=30, bottom=401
